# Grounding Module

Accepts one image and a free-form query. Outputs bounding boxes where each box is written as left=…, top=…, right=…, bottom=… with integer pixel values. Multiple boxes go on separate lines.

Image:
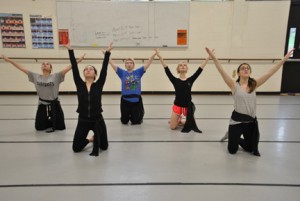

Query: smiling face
left=237, top=63, right=251, bottom=78
left=83, top=65, right=97, bottom=80
left=176, top=61, right=188, bottom=74
left=41, top=61, right=52, bottom=73
left=124, top=59, right=135, bottom=72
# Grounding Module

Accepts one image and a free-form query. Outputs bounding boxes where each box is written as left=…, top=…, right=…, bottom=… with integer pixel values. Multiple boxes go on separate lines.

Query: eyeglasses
left=240, top=66, right=250, bottom=71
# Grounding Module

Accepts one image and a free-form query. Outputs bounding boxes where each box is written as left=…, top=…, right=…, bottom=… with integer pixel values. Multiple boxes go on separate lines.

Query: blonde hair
left=176, top=61, right=188, bottom=74
left=124, top=58, right=135, bottom=67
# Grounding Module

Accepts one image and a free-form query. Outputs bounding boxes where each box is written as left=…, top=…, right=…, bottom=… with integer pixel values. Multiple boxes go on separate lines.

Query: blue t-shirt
left=116, top=66, right=145, bottom=102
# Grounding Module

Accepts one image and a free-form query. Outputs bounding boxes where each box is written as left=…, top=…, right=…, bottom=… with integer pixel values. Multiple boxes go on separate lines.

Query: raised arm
left=61, top=41, right=86, bottom=76
left=109, top=58, right=118, bottom=72
left=205, top=47, right=236, bottom=91
left=199, top=56, right=210, bottom=70
left=101, top=43, right=118, bottom=72
left=143, top=50, right=157, bottom=71
left=97, top=42, right=113, bottom=87
left=155, top=49, right=176, bottom=84
left=256, top=48, right=294, bottom=88
left=60, top=53, right=86, bottom=76
left=155, top=49, right=168, bottom=68
left=1, top=55, right=29, bottom=75
left=101, top=47, right=117, bottom=72
left=62, top=44, right=82, bottom=85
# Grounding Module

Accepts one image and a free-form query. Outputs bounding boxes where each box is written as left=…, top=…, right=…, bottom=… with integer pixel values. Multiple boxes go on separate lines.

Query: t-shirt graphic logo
left=125, top=75, right=139, bottom=91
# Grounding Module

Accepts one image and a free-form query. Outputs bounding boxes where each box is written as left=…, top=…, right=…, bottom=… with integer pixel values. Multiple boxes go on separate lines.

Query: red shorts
left=172, top=105, right=187, bottom=116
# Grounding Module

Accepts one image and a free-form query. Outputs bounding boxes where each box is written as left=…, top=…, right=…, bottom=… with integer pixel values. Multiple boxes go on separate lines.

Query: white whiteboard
left=56, top=1, right=190, bottom=47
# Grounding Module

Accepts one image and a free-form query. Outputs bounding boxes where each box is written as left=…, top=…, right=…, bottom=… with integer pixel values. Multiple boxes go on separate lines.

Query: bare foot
left=220, top=131, right=228, bottom=142
left=88, top=135, right=94, bottom=143
left=178, top=120, right=185, bottom=126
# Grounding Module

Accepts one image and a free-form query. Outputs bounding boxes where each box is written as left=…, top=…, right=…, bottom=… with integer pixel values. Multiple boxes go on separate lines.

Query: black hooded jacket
left=68, top=49, right=111, bottom=120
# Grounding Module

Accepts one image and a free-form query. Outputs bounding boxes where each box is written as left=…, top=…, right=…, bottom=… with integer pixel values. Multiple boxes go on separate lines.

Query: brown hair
left=236, top=63, right=257, bottom=93
left=41, top=61, right=52, bottom=73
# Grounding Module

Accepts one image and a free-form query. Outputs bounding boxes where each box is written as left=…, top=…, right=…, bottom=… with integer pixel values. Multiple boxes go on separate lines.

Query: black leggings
left=228, top=123, right=255, bottom=154
left=72, top=118, right=108, bottom=153
left=35, top=103, right=65, bottom=131
left=120, top=97, right=144, bottom=125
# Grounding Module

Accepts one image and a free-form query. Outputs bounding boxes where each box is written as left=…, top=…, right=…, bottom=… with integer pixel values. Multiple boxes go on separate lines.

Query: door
left=281, top=1, right=300, bottom=94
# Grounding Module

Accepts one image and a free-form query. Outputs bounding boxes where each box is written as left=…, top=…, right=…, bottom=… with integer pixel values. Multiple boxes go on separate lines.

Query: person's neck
left=85, top=78, right=94, bottom=84
left=42, top=71, right=50, bottom=77
left=179, top=73, right=186, bottom=80
left=239, top=77, right=248, bottom=85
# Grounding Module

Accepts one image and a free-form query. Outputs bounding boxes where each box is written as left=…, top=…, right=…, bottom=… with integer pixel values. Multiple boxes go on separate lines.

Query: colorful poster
left=30, top=15, right=54, bottom=49
left=177, top=29, right=187, bottom=46
left=58, top=29, right=69, bottom=46
left=0, top=13, right=26, bottom=48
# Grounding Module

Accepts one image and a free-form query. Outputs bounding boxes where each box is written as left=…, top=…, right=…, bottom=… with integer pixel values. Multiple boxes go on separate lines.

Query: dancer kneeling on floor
left=1, top=53, right=84, bottom=132
left=206, top=47, right=294, bottom=156
left=156, top=49, right=210, bottom=133
left=108, top=50, right=156, bottom=125
left=65, top=42, right=112, bottom=156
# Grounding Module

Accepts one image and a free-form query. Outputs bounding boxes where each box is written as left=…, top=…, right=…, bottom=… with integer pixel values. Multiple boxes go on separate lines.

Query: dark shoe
left=89, top=151, right=99, bottom=157
left=253, top=151, right=261, bottom=157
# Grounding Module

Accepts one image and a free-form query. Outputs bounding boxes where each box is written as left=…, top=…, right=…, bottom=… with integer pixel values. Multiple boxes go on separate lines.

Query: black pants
left=120, top=97, right=144, bottom=125
left=35, top=103, right=65, bottom=131
left=72, top=118, right=108, bottom=153
left=228, top=123, right=255, bottom=154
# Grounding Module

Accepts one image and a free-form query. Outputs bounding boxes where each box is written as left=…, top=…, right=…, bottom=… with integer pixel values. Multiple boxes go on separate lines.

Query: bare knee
left=169, top=114, right=179, bottom=130
left=169, top=121, right=178, bottom=130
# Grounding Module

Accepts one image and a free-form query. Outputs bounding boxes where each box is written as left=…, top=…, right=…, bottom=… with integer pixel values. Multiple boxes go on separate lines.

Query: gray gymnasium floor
left=0, top=94, right=299, bottom=201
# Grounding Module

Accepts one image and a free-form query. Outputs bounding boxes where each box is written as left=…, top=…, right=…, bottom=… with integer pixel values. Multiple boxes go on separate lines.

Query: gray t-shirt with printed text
left=28, top=71, right=64, bottom=105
